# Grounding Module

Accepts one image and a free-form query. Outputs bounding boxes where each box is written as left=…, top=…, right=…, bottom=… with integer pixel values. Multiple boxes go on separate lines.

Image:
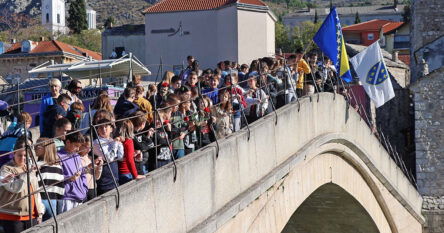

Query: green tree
left=275, top=22, right=293, bottom=53
left=67, top=0, right=88, bottom=34
left=354, top=12, right=361, bottom=24
left=104, top=16, right=115, bottom=29
left=58, top=29, right=102, bottom=52
left=290, top=21, right=321, bottom=52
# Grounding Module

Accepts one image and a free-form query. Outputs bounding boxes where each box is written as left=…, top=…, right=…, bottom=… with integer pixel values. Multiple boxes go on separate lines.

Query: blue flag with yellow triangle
left=313, top=7, right=353, bottom=82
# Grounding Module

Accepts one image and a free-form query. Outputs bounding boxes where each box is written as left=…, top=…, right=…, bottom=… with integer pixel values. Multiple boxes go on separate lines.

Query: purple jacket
left=58, top=149, right=88, bottom=202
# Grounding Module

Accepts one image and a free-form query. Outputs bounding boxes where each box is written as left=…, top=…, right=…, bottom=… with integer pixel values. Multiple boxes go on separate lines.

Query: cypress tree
left=354, top=12, right=361, bottom=24
left=314, top=10, right=318, bottom=24
left=68, top=0, right=88, bottom=34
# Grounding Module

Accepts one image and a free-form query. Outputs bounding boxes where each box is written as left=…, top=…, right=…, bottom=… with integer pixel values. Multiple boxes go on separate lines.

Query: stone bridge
left=26, top=93, right=425, bottom=233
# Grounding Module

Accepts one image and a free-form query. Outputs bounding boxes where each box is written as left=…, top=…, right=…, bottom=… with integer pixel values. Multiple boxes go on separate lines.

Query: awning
left=29, top=56, right=151, bottom=79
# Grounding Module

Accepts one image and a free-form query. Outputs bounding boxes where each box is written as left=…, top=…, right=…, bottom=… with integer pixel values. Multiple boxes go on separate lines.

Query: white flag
left=350, top=41, right=395, bottom=108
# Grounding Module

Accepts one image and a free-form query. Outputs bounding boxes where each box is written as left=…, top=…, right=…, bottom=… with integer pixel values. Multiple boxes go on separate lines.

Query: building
left=0, top=39, right=102, bottom=83
left=86, top=6, right=97, bottom=29
left=41, top=0, right=68, bottom=34
left=102, top=24, right=146, bottom=61
left=380, top=22, right=410, bottom=64
left=283, top=5, right=404, bottom=27
left=410, top=0, right=444, bottom=232
left=143, top=0, right=276, bottom=70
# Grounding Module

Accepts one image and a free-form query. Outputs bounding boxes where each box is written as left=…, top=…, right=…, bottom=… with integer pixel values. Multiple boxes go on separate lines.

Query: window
left=367, top=33, right=374, bottom=41
left=46, top=13, right=49, bottom=23
left=57, top=14, right=60, bottom=24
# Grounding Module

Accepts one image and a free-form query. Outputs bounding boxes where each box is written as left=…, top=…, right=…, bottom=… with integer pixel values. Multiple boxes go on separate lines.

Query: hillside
left=0, top=0, right=397, bottom=31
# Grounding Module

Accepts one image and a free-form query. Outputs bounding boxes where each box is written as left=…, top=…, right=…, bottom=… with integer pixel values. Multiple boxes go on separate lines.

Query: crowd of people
left=0, top=51, right=342, bottom=232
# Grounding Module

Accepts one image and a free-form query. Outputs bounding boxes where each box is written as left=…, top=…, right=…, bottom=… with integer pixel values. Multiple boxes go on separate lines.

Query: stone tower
left=41, top=0, right=68, bottom=34
left=410, top=0, right=444, bottom=232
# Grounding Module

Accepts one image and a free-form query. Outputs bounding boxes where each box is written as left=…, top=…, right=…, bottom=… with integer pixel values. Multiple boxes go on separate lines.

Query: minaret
left=41, top=0, right=68, bottom=34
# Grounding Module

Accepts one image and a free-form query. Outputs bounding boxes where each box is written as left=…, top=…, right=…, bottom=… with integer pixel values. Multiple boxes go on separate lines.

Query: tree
left=291, top=21, right=321, bottom=52
left=0, top=9, right=36, bottom=39
left=330, top=0, right=333, bottom=11
left=104, top=16, right=115, bottom=29
left=67, top=0, right=88, bottom=34
left=275, top=22, right=293, bottom=53
left=314, top=10, right=318, bottom=24
left=402, top=5, right=411, bottom=23
left=394, top=0, right=398, bottom=8
left=354, top=12, right=361, bottom=24
left=58, top=29, right=102, bottom=52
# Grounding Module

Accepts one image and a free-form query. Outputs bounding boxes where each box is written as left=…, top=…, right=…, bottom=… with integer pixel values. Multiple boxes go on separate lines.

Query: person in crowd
left=127, top=74, right=142, bottom=88
left=283, top=55, right=298, bottom=104
left=162, top=71, right=175, bottom=84
left=39, top=78, right=62, bottom=132
left=0, top=139, right=45, bottom=233
left=53, top=118, right=72, bottom=151
left=131, top=112, right=155, bottom=174
left=114, top=87, right=139, bottom=120
left=170, top=76, right=182, bottom=93
left=225, top=73, right=247, bottom=132
left=295, top=49, right=311, bottom=97
left=35, top=138, right=64, bottom=221
left=146, top=84, right=157, bottom=102
left=238, top=64, right=249, bottom=89
left=0, top=112, right=33, bottom=167
left=150, top=82, right=169, bottom=107
left=78, top=135, right=103, bottom=201
left=245, top=77, right=269, bottom=123
left=212, top=89, right=232, bottom=139
left=200, top=69, right=213, bottom=89
left=202, top=75, right=220, bottom=105
left=150, top=103, right=173, bottom=168
left=195, top=96, right=214, bottom=149
left=66, top=102, right=84, bottom=130
left=41, top=94, right=71, bottom=138
left=167, top=95, right=187, bottom=160
left=180, top=55, right=195, bottom=83
left=81, top=93, right=113, bottom=131
left=93, top=119, right=123, bottom=195
left=178, top=96, right=197, bottom=155
left=133, top=86, right=153, bottom=123
left=63, top=79, right=83, bottom=105
left=58, top=131, right=87, bottom=213
left=184, top=71, right=198, bottom=89
left=115, top=120, right=144, bottom=185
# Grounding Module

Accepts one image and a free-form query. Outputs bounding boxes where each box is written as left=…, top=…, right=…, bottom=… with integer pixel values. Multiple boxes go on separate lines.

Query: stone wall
left=411, top=67, right=444, bottom=233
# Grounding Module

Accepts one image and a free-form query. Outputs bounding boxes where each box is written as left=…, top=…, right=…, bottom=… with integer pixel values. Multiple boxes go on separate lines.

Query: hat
left=0, top=100, right=8, bottom=111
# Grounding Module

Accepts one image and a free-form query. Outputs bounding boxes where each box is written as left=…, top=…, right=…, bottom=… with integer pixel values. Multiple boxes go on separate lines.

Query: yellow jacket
left=296, top=59, right=311, bottom=89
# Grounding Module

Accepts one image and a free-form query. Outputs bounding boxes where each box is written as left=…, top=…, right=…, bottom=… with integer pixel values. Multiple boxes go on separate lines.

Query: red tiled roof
left=382, top=22, right=404, bottom=34
left=398, top=54, right=410, bottom=65
left=143, top=0, right=266, bottom=13
left=4, top=40, right=102, bottom=60
left=343, top=19, right=395, bottom=32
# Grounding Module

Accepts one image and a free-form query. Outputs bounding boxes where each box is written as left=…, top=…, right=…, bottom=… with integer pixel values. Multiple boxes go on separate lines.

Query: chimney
left=11, top=38, right=16, bottom=44
left=40, top=37, right=45, bottom=41
left=392, top=51, right=399, bottom=62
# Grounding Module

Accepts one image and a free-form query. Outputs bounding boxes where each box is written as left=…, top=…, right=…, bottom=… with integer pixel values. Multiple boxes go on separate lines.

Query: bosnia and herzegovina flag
left=313, top=7, right=353, bottom=82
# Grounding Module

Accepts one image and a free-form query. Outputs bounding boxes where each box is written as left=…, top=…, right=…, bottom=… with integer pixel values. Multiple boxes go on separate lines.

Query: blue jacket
left=39, top=94, right=55, bottom=132
left=202, top=88, right=219, bottom=105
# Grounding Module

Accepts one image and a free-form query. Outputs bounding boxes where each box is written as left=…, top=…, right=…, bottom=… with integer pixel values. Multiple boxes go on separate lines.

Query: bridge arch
left=282, top=183, right=379, bottom=233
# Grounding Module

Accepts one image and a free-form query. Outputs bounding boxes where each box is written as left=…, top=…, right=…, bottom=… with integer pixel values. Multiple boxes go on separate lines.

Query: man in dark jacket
left=114, top=87, right=139, bottom=120
left=41, top=94, right=71, bottom=138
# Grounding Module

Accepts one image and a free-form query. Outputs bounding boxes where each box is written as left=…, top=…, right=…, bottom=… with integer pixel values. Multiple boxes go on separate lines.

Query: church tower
left=41, top=0, right=68, bottom=34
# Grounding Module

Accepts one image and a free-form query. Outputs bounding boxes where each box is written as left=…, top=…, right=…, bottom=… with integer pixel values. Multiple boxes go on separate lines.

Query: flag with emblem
left=313, top=7, right=353, bottom=82
left=350, top=41, right=395, bottom=108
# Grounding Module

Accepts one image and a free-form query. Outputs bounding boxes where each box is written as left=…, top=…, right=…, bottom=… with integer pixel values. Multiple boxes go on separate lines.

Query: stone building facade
left=410, top=0, right=444, bottom=232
